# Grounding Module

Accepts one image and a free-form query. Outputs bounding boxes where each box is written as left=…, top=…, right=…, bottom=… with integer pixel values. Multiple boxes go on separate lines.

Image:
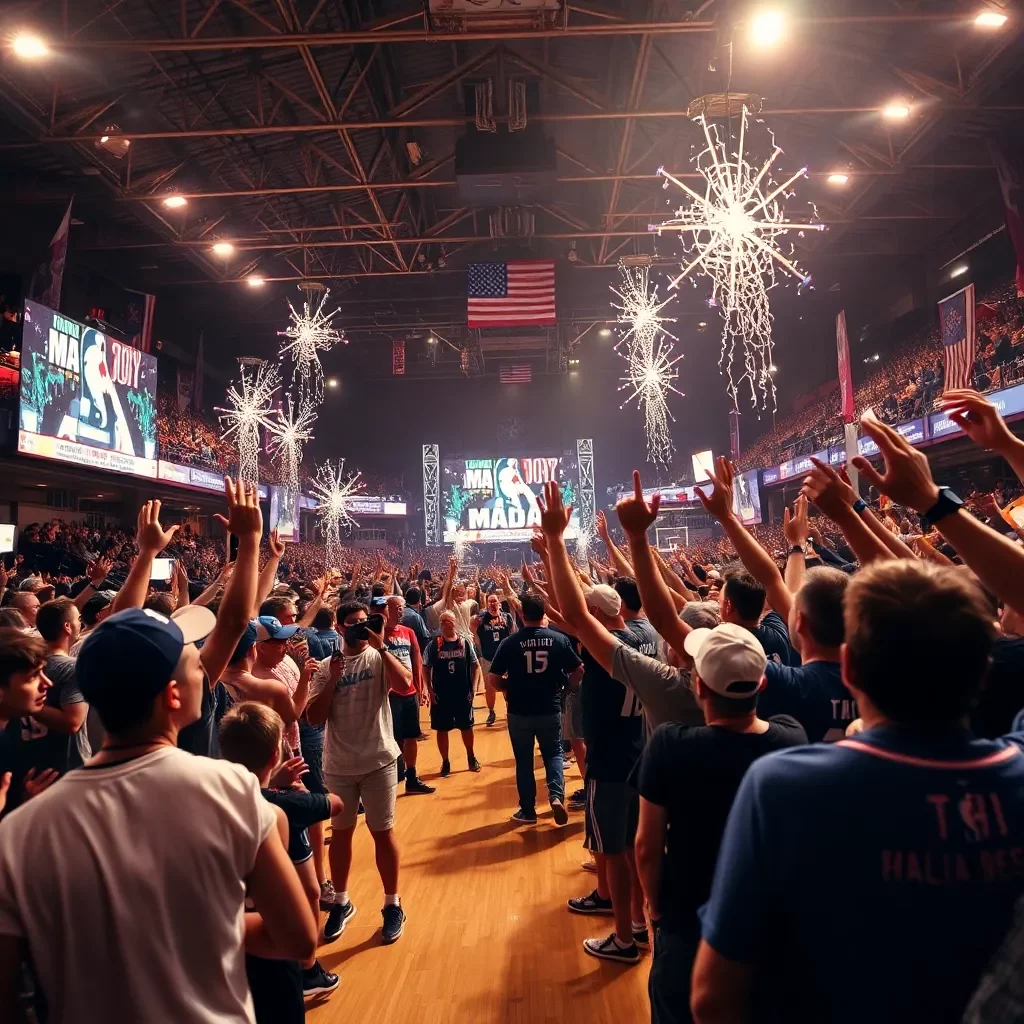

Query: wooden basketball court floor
left=309, top=703, right=651, bottom=1024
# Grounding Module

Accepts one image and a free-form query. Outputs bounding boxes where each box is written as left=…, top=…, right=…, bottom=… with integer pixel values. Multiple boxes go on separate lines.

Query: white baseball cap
left=682, top=623, right=767, bottom=698
left=584, top=584, right=622, bottom=617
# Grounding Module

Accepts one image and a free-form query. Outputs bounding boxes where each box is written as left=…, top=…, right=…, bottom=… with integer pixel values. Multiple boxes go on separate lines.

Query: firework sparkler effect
left=619, top=337, right=685, bottom=465
left=652, top=104, right=823, bottom=410
left=311, top=459, right=363, bottom=569
left=278, top=286, right=346, bottom=407
left=215, top=362, right=280, bottom=486
left=266, top=396, right=317, bottom=493
left=610, top=263, right=678, bottom=355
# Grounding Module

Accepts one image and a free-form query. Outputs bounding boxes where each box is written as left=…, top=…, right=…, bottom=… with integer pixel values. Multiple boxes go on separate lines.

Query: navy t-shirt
left=488, top=626, right=582, bottom=716
left=261, top=787, right=331, bottom=864
left=758, top=660, right=854, bottom=742
left=753, top=610, right=799, bottom=667
left=477, top=610, right=514, bottom=661
left=580, top=628, right=645, bottom=782
left=424, top=637, right=477, bottom=699
left=624, top=616, right=661, bottom=660
left=700, top=726, right=1024, bottom=1024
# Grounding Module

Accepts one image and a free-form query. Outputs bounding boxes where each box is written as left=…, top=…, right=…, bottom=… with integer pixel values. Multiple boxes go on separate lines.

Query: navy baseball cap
left=232, top=620, right=259, bottom=662
left=370, top=596, right=388, bottom=611
left=255, top=615, right=300, bottom=642
left=77, top=605, right=216, bottom=704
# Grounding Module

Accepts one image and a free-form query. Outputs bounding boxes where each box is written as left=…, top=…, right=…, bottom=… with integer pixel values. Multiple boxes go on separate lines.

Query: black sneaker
left=468, top=756, right=482, bottom=772
left=567, top=890, right=614, bottom=915
left=583, top=933, right=640, bottom=965
left=550, top=798, right=569, bottom=826
left=510, top=808, right=538, bottom=824
left=440, top=760, right=451, bottom=778
left=405, top=776, right=436, bottom=794
left=486, top=709, right=497, bottom=726
left=632, top=926, right=650, bottom=949
left=567, top=788, right=586, bottom=811
left=302, top=960, right=340, bottom=996
left=381, top=902, right=406, bottom=944
left=323, top=900, right=356, bottom=942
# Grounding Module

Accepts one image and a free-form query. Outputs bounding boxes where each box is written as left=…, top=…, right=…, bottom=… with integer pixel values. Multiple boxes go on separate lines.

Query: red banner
left=836, top=310, right=855, bottom=424
left=392, top=337, right=405, bottom=375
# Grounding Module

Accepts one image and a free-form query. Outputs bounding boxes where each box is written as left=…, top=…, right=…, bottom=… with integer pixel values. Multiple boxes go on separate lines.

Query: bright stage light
left=882, top=102, right=911, bottom=121
left=327, top=377, right=339, bottom=389
left=12, top=32, right=48, bottom=59
left=950, top=264, right=969, bottom=278
left=163, top=195, right=187, bottom=209
left=598, top=327, right=612, bottom=337
left=749, top=9, right=786, bottom=48
left=827, top=172, right=850, bottom=186
left=652, top=104, right=822, bottom=411
left=212, top=242, right=235, bottom=256
left=246, top=276, right=265, bottom=287
left=975, top=9, right=1008, bottom=28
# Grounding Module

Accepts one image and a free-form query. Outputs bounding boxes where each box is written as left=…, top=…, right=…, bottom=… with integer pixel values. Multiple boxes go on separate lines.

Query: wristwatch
left=852, top=498, right=867, bottom=515
left=920, top=487, right=964, bottom=532
left=789, top=544, right=804, bottom=555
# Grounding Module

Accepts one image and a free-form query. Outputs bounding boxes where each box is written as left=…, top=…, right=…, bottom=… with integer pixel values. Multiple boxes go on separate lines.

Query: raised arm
left=174, top=560, right=191, bottom=609
left=853, top=415, right=1024, bottom=616
left=111, top=501, right=181, bottom=613
left=200, top=479, right=263, bottom=687
left=695, top=457, right=794, bottom=622
left=940, top=389, right=1024, bottom=487
left=538, top=481, right=618, bottom=672
left=596, top=509, right=634, bottom=578
left=252, top=529, right=286, bottom=617
left=193, top=560, right=233, bottom=608
left=74, top=556, right=113, bottom=611
left=441, top=555, right=457, bottom=609
left=616, top=472, right=693, bottom=658
left=653, top=547, right=696, bottom=604
left=366, top=627, right=413, bottom=692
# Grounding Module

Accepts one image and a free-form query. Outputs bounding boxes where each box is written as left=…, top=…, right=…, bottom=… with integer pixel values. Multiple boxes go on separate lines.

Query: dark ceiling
left=0, top=0, right=1021, bottom=434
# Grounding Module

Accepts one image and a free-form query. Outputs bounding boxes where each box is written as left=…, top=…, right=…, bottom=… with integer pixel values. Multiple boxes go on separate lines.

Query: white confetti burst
left=452, top=532, right=472, bottom=565
left=619, top=337, right=685, bottom=466
left=266, top=396, right=317, bottom=494
left=651, top=104, right=823, bottom=411
left=574, top=525, right=593, bottom=567
left=215, top=362, right=280, bottom=486
left=610, top=263, right=677, bottom=357
left=311, top=459, right=363, bottom=570
left=277, top=286, right=346, bottom=406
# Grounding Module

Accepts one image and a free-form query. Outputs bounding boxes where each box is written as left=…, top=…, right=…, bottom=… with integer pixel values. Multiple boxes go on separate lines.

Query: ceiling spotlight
left=749, top=8, right=786, bottom=48
left=598, top=327, right=612, bottom=337
left=11, top=32, right=48, bottom=59
left=327, top=377, right=339, bottom=389
left=163, top=195, right=187, bottom=209
left=100, top=135, right=110, bottom=144
left=975, top=9, right=1008, bottom=28
left=768, top=364, right=778, bottom=374
left=827, top=172, right=850, bottom=186
left=697, top=321, right=708, bottom=330
left=246, top=276, right=265, bottom=288
left=212, top=242, right=235, bottom=257
left=426, top=335, right=436, bottom=345
left=882, top=101, right=911, bottom=121
left=951, top=264, right=969, bottom=278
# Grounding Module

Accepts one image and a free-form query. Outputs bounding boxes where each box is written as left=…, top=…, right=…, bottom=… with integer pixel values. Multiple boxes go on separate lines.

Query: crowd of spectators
left=737, top=279, right=1024, bottom=472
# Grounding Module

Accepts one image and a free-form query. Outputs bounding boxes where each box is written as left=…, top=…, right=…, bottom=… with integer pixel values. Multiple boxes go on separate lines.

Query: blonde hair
left=218, top=701, right=284, bottom=774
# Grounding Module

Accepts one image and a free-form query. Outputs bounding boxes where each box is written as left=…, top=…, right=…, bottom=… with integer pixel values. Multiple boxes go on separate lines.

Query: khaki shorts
left=324, top=760, right=398, bottom=832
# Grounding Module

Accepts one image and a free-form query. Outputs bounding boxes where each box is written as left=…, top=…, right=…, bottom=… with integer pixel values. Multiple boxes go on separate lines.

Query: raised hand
left=852, top=415, right=940, bottom=515
left=270, top=756, right=308, bottom=790
left=530, top=531, right=548, bottom=556
left=136, top=500, right=180, bottom=555
left=214, top=478, right=263, bottom=539
left=800, top=457, right=857, bottom=522
left=596, top=509, right=610, bottom=540
left=87, top=555, right=113, bottom=587
left=694, top=456, right=735, bottom=521
left=939, top=389, right=1016, bottom=451
left=267, top=528, right=286, bottom=559
left=615, top=470, right=661, bottom=538
left=783, top=494, right=810, bottom=547
left=537, top=480, right=573, bottom=537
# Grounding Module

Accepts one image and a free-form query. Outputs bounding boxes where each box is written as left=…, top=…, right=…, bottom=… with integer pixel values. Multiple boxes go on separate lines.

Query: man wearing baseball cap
left=251, top=615, right=314, bottom=757
left=633, top=624, right=806, bottom=1024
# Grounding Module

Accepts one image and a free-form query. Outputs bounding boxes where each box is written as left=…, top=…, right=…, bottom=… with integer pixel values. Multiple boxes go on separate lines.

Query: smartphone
left=365, top=612, right=385, bottom=635
left=151, top=557, right=175, bottom=583
left=229, top=533, right=239, bottom=562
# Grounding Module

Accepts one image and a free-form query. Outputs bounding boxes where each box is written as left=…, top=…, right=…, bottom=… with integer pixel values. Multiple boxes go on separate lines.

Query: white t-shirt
left=0, top=746, right=276, bottom=1024
left=451, top=598, right=479, bottom=641
left=310, top=646, right=400, bottom=777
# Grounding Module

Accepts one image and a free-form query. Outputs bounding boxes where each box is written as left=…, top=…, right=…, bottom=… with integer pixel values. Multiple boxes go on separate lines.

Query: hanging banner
left=836, top=310, right=855, bottom=424
left=393, top=338, right=405, bottom=376
left=728, top=409, right=740, bottom=462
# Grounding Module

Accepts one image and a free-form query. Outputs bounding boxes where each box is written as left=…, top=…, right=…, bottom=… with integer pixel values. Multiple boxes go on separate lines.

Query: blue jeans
left=507, top=712, right=564, bottom=813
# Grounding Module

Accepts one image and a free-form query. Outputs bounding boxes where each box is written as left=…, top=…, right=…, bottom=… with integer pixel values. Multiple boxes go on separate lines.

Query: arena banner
left=732, top=468, right=762, bottom=526
left=19, top=299, right=158, bottom=477
left=269, top=486, right=299, bottom=541
left=443, top=456, right=580, bottom=542
left=157, top=460, right=268, bottom=500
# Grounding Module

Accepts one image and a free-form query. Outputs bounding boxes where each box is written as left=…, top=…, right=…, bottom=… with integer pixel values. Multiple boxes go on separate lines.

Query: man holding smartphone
left=305, top=601, right=412, bottom=947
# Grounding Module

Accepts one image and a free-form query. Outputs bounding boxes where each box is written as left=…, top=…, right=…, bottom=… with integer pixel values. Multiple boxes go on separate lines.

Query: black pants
left=649, top=921, right=700, bottom=1024
left=245, top=954, right=304, bottom=1024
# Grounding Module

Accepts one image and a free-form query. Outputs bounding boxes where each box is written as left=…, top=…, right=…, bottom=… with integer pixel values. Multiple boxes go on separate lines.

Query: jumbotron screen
left=442, top=456, right=581, bottom=543
left=18, top=300, right=159, bottom=478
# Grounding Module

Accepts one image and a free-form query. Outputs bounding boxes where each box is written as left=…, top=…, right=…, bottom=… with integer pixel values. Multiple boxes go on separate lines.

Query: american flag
left=500, top=363, right=532, bottom=384
left=467, top=260, right=556, bottom=328
left=938, top=283, right=976, bottom=392
left=126, top=289, right=156, bottom=354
